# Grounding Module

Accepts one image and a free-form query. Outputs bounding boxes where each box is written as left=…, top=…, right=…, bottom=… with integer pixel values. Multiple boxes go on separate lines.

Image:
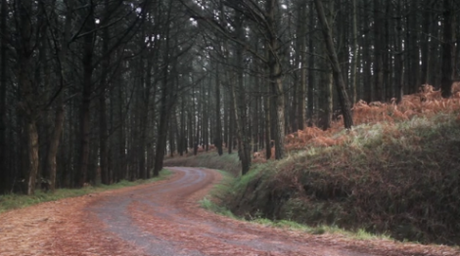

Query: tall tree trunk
left=441, top=0, right=454, bottom=98
left=188, top=98, right=194, bottom=151
left=233, top=13, right=251, bottom=174
left=314, top=0, right=354, bottom=128
left=373, top=0, right=384, bottom=101
left=140, top=51, right=154, bottom=179
left=47, top=101, right=64, bottom=192
left=153, top=95, right=169, bottom=177
left=320, top=64, right=333, bottom=130
left=78, top=5, right=95, bottom=186
left=296, top=2, right=307, bottom=130
left=406, top=0, right=420, bottom=94
left=394, top=1, right=404, bottom=102
left=179, top=95, right=186, bottom=156
left=266, top=0, right=285, bottom=160
left=215, top=65, right=223, bottom=156
left=98, top=92, right=108, bottom=185
left=153, top=7, right=173, bottom=175
left=0, top=0, right=8, bottom=193
left=169, top=105, right=177, bottom=157
left=350, top=0, right=358, bottom=104
left=307, top=2, right=315, bottom=127
left=420, top=0, right=432, bottom=84
left=362, top=0, right=372, bottom=102
left=117, top=76, right=126, bottom=181
left=16, top=0, right=41, bottom=195
left=264, top=90, right=271, bottom=159
left=227, top=84, right=234, bottom=154
left=27, top=121, right=39, bottom=195
left=98, top=0, right=111, bottom=185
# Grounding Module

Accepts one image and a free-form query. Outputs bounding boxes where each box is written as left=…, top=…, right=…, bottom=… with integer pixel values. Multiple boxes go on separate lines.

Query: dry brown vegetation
left=229, top=84, right=460, bottom=245
left=164, top=84, right=460, bottom=246
left=253, top=83, right=460, bottom=158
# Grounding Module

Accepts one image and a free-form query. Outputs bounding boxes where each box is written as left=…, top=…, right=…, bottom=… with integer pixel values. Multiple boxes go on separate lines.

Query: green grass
left=200, top=174, right=394, bottom=242
left=0, top=169, right=172, bottom=214
left=199, top=197, right=237, bottom=218
left=198, top=168, right=238, bottom=218
left=198, top=163, right=394, bottom=242
left=251, top=218, right=393, bottom=241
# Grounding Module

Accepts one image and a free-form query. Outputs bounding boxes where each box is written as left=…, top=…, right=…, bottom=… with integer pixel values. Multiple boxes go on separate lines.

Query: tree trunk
left=350, top=0, right=358, bottom=104
left=215, top=65, right=223, bottom=156
left=320, top=65, right=333, bottom=130
left=266, top=0, right=285, bottom=160
left=179, top=95, right=186, bottom=156
left=263, top=90, right=272, bottom=159
left=420, top=0, right=432, bottom=84
left=233, top=13, right=251, bottom=174
left=373, top=0, right=384, bottom=101
left=0, top=0, right=8, bottom=193
left=227, top=84, right=234, bottom=154
left=406, top=0, right=420, bottom=94
left=15, top=0, right=41, bottom=195
left=98, top=0, right=111, bottom=185
left=27, top=121, right=39, bottom=195
left=153, top=6, right=173, bottom=175
left=441, top=0, right=454, bottom=98
left=296, top=2, right=307, bottom=130
left=307, top=2, right=315, bottom=127
left=154, top=99, right=169, bottom=176
left=362, top=0, right=372, bottom=103
left=314, top=0, right=353, bottom=129
left=78, top=5, right=95, bottom=186
left=394, top=1, right=404, bottom=102
left=47, top=102, right=64, bottom=192
left=98, top=92, right=108, bottom=185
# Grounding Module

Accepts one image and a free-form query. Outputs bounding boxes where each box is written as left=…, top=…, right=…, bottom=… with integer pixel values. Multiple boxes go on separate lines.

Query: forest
left=0, top=0, right=458, bottom=195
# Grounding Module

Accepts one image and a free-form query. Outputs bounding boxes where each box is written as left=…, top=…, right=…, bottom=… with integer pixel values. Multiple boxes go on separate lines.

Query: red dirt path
left=1, top=167, right=459, bottom=256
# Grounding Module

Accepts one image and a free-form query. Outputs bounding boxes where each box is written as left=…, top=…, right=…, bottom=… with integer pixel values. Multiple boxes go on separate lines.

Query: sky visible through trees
left=0, top=0, right=458, bottom=194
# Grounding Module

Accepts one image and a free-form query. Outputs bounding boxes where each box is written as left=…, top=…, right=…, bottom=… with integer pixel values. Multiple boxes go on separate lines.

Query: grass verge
left=0, top=169, right=172, bottom=214
left=225, top=113, right=460, bottom=245
left=200, top=167, right=394, bottom=242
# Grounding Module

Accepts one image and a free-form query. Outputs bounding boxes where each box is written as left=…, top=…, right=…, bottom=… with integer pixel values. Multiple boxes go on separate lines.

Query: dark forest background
left=0, top=0, right=458, bottom=195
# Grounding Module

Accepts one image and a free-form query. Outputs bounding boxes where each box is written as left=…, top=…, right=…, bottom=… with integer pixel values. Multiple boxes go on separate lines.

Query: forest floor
left=1, top=167, right=459, bottom=256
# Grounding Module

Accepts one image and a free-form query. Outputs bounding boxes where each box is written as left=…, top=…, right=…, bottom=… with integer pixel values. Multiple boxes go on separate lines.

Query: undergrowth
left=0, top=169, right=172, bottom=214
left=164, top=151, right=241, bottom=176
left=253, top=83, right=460, bottom=158
left=167, top=84, right=460, bottom=245
left=227, top=113, right=460, bottom=245
left=201, top=166, right=394, bottom=241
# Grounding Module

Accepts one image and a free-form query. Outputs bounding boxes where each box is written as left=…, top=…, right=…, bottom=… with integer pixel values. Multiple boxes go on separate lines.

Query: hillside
left=166, top=84, right=460, bottom=245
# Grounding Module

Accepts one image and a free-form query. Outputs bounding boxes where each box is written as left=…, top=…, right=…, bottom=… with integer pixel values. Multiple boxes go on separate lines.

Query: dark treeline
left=0, top=0, right=458, bottom=194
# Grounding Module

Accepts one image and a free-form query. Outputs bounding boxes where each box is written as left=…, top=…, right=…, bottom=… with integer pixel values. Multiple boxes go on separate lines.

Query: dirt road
left=1, top=167, right=458, bottom=256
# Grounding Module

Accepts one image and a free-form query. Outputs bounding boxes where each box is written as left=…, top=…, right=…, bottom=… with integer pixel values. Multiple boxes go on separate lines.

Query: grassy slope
left=158, top=85, right=460, bottom=245
left=0, top=169, right=172, bottom=214
left=166, top=112, right=460, bottom=245
left=227, top=113, right=460, bottom=245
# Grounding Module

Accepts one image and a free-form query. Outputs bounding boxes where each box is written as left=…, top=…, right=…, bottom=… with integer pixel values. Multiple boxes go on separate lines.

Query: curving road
left=1, top=167, right=457, bottom=256
left=88, top=167, right=404, bottom=256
